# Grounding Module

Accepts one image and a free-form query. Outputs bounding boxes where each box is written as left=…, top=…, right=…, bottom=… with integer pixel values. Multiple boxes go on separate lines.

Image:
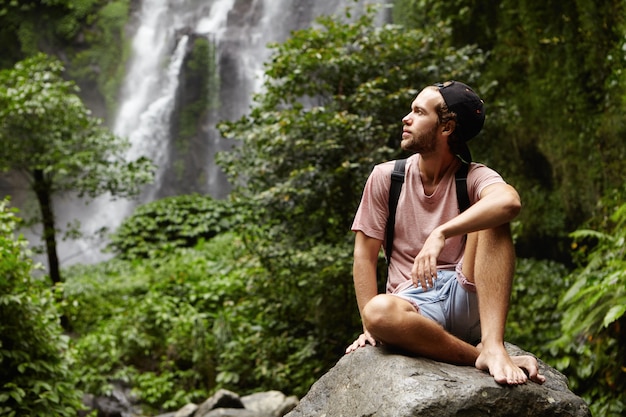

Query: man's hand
left=411, top=228, right=445, bottom=290
left=345, top=329, right=377, bottom=354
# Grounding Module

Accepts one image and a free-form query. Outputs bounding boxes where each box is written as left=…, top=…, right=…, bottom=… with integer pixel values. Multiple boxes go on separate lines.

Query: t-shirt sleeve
left=467, top=163, right=506, bottom=204
left=351, top=162, right=394, bottom=241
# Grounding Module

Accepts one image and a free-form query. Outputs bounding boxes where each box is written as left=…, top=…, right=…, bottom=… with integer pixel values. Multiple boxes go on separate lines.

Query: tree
left=0, top=0, right=85, bottom=67
left=217, top=7, right=486, bottom=258
left=0, top=53, right=154, bottom=283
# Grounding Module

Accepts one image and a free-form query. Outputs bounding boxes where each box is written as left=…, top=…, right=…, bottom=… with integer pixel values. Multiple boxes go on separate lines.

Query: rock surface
left=285, top=344, right=590, bottom=417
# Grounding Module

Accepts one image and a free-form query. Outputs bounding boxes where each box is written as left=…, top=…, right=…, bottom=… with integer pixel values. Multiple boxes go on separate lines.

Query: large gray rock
left=286, top=344, right=590, bottom=417
left=162, top=389, right=298, bottom=417
left=241, top=391, right=299, bottom=417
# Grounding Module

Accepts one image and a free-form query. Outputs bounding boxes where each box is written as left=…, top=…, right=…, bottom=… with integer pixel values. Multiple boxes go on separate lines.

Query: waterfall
left=54, top=0, right=391, bottom=266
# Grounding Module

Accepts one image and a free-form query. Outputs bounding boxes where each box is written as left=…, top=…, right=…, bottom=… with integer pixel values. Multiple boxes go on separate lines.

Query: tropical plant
left=0, top=0, right=94, bottom=66
left=551, top=188, right=626, bottom=417
left=63, top=233, right=253, bottom=414
left=107, top=194, right=237, bottom=260
left=507, top=257, right=570, bottom=358
left=0, top=0, right=131, bottom=118
left=0, top=198, right=84, bottom=416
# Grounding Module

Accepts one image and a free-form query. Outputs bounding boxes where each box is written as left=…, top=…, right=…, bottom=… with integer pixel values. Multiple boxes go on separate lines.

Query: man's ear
left=441, top=120, right=456, bottom=136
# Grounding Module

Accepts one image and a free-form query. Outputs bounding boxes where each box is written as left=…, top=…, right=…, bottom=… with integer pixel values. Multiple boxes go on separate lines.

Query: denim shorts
left=393, top=270, right=481, bottom=344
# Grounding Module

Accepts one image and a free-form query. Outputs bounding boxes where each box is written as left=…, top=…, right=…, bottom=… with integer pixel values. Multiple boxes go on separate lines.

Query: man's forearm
left=438, top=184, right=521, bottom=240
left=353, top=231, right=384, bottom=327
left=353, top=258, right=379, bottom=318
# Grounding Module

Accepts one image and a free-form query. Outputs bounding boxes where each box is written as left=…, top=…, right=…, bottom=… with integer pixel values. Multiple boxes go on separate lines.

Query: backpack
left=385, top=158, right=470, bottom=265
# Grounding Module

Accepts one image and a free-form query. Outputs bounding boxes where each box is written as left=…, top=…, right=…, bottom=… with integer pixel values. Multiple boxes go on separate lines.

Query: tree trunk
left=33, top=169, right=61, bottom=284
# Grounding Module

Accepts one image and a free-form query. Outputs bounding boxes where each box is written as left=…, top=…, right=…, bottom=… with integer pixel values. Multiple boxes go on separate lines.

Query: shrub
left=0, top=198, right=83, bottom=416
left=213, top=241, right=357, bottom=397
left=507, top=257, right=570, bottom=358
left=107, top=194, right=237, bottom=260
left=64, top=233, right=253, bottom=414
left=551, top=191, right=626, bottom=417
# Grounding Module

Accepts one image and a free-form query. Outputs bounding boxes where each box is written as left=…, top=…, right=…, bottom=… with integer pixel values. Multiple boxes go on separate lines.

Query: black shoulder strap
left=455, top=162, right=470, bottom=213
left=385, top=159, right=406, bottom=264
left=386, top=159, right=471, bottom=265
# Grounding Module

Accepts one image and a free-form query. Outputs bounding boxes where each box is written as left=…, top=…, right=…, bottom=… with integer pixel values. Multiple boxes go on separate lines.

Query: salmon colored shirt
left=351, top=154, right=505, bottom=294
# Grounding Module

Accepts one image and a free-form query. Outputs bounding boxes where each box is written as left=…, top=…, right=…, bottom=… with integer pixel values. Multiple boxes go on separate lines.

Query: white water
left=52, top=0, right=390, bottom=266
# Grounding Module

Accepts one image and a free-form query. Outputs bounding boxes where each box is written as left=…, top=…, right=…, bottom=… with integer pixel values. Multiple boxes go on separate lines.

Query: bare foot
left=510, top=355, right=546, bottom=385
left=475, top=344, right=545, bottom=385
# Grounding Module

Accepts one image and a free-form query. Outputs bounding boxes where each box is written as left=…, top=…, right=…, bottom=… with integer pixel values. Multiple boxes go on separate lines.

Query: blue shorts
left=393, top=270, right=481, bottom=344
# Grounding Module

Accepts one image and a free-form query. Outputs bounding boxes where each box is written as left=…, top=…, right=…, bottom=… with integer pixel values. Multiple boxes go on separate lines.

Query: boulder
left=196, top=389, right=245, bottom=416
left=163, top=389, right=298, bottom=417
left=285, top=344, right=590, bottom=417
left=241, top=391, right=299, bottom=416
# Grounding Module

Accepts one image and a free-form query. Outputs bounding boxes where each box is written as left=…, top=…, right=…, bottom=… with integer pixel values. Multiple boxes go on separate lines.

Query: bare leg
left=362, top=294, right=478, bottom=365
left=362, top=290, right=545, bottom=384
left=463, top=224, right=545, bottom=385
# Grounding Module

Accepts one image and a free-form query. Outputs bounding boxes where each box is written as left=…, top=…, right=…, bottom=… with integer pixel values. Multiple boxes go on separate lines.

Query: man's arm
left=345, top=230, right=383, bottom=353
left=441, top=182, right=521, bottom=237
left=412, top=183, right=521, bottom=289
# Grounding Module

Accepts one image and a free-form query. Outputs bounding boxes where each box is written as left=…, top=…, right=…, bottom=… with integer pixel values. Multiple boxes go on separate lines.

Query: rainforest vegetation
left=0, top=0, right=625, bottom=416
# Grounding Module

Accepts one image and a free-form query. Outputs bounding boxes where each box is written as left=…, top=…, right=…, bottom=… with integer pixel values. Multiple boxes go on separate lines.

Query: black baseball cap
left=435, top=81, right=485, bottom=142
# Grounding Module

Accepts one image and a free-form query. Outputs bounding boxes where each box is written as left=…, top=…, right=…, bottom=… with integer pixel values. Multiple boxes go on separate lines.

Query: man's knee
left=362, top=295, right=401, bottom=333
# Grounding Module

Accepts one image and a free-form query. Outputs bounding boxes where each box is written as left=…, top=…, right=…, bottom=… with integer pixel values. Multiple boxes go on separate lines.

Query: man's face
left=400, top=88, right=442, bottom=154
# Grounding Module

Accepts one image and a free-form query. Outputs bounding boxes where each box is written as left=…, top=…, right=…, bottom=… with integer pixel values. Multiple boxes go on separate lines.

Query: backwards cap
left=435, top=81, right=485, bottom=142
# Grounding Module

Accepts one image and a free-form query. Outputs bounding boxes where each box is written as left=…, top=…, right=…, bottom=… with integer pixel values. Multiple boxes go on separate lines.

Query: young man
left=345, top=81, right=545, bottom=385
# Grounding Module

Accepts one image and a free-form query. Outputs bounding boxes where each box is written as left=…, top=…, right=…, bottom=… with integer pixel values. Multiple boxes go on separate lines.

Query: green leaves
left=507, top=257, right=569, bottom=359
left=107, top=194, right=237, bottom=260
left=62, top=232, right=255, bottom=413
left=0, top=53, right=155, bottom=282
left=0, top=199, right=83, bottom=416
left=562, top=210, right=626, bottom=335
left=603, top=304, right=626, bottom=328
left=0, top=53, right=155, bottom=197
left=217, top=7, right=485, bottom=261
left=549, top=190, right=626, bottom=415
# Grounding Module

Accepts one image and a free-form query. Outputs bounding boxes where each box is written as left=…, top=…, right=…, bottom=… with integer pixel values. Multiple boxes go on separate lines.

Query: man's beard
left=401, top=124, right=438, bottom=154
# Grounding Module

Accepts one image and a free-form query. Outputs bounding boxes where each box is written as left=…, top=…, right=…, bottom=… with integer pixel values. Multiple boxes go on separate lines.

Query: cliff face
left=286, top=344, right=590, bottom=417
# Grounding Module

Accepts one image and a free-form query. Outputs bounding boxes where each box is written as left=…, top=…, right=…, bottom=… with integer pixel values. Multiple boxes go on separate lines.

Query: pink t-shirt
left=351, top=154, right=505, bottom=294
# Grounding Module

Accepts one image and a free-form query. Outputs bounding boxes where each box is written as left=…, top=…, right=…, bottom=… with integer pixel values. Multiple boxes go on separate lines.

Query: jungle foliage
left=552, top=188, right=626, bottom=415
left=0, top=0, right=132, bottom=117
left=0, top=54, right=154, bottom=284
left=0, top=1, right=625, bottom=416
left=393, top=0, right=626, bottom=262
left=107, top=194, right=238, bottom=261
left=0, top=198, right=83, bottom=416
left=61, top=233, right=254, bottom=414
left=217, top=7, right=486, bottom=260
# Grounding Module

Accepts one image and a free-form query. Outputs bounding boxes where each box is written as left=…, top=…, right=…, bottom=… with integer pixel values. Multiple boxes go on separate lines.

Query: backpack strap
left=386, top=159, right=471, bottom=265
left=385, top=159, right=406, bottom=264
left=455, top=162, right=470, bottom=213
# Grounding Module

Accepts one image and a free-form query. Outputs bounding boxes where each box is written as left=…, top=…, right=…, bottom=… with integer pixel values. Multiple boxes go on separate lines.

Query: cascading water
left=55, top=0, right=390, bottom=266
